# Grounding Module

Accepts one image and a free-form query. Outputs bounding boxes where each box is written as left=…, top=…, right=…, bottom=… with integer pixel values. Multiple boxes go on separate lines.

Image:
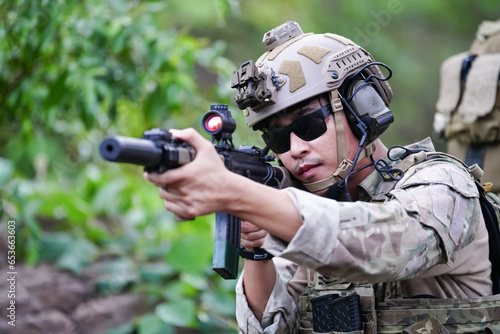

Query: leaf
left=166, top=232, right=213, bottom=275
left=181, top=272, right=209, bottom=290
left=156, top=299, right=197, bottom=328
left=162, top=280, right=198, bottom=301
left=95, top=258, right=138, bottom=294
left=24, top=228, right=40, bottom=265
left=39, top=232, right=74, bottom=262
left=0, top=158, right=14, bottom=187
left=43, top=71, right=68, bottom=111
left=56, top=237, right=98, bottom=274
left=36, top=190, right=92, bottom=225
left=138, top=262, right=175, bottom=284
left=137, top=312, right=175, bottom=334
left=102, top=323, right=134, bottom=334
left=201, top=290, right=235, bottom=317
left=91, top=178, right=126, bottom=215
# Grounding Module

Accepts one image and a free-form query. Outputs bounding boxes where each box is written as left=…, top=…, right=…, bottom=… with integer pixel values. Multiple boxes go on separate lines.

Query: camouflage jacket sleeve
left=235, top=257, right=305, bottom=333
left=263, top=159, right=483, bottom=284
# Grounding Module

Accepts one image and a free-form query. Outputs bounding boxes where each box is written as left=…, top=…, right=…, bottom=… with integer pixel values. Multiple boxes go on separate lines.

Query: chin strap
left=302, top=89, right=375, bottom=194
left=302, top=142, right=375, bottom=193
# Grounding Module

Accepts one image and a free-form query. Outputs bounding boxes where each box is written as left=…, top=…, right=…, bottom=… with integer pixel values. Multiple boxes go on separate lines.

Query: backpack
left=434, top=23, right=500, bottom=196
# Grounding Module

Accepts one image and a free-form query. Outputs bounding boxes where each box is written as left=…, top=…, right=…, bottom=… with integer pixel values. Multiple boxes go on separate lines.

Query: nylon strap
left=377, top=296, right=500, bottom=328
left=465, top=144, right=487, bottom=169
left=330, top=89, right=346, bottom=164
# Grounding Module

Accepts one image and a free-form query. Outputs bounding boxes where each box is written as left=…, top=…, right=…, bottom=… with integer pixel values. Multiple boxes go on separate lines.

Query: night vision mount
left=231, top=22, right=304, bottom=111
left=231, top=60, right=272, bottom=110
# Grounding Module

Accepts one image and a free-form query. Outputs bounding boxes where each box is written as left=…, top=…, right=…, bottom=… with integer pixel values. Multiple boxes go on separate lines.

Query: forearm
left=242, top=259, right=276, bottom=322
left=263, top=185, right=464, bottom=283
left=236, top=257, right=303, bottom=333
left=223, top=173, right=302, bottom=242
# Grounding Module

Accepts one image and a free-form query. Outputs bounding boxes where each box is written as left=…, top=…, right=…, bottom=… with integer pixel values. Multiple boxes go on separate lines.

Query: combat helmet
left=231, top=21, right=394, bottom=195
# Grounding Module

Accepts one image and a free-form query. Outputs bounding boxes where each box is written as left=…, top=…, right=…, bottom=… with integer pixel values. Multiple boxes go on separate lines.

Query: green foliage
left=0, top=157, right=42, bottom=265
left=137, top=313, right=175, bottom=334
left=2, top=0, right=499, bottom=333
left=0, top=0, right=231, bottom=136
left=157, top=299, right=198, bottom=328
left=0, top=0, right=238, bottom=332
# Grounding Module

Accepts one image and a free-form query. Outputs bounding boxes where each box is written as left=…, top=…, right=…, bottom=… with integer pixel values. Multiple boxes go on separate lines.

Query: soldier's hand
left=241, top=220, right=268, bottom=252
left=144, top=128, right=232, bottom=219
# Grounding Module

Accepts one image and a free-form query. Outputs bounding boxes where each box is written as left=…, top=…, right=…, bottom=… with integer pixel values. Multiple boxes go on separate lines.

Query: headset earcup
left=344, top=81, right=394, bottom=142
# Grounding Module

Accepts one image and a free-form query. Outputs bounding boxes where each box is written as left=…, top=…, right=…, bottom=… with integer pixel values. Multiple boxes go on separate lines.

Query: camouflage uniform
left=236, top=138, right=495, bottom=333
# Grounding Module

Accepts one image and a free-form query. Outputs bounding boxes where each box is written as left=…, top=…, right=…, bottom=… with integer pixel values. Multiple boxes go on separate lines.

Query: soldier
left=145, top=22, right=500, bottom=333
left=435, top=19, right=500, bottom=197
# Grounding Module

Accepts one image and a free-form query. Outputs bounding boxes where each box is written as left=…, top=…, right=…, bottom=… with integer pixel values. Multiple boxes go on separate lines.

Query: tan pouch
left=435, top=52, right=470, bottom=115
left=458, top=53, right=500, bottom=123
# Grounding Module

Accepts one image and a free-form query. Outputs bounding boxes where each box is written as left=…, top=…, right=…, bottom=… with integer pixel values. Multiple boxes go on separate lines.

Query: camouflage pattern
left=377, top=295, right=500, bottom=333
left=235, top=139, right=497, bottom=333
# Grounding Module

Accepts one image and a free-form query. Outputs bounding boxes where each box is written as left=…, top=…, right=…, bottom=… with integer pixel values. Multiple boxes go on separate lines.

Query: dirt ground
left=0, top=261, right=145, bottom=334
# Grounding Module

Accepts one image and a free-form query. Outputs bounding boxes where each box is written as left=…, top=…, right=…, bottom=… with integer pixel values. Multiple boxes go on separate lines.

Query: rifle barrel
left=99, top=135, right=163, bottom=167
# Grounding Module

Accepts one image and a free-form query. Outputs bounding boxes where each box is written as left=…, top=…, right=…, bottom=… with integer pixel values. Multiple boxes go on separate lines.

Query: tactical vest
left=299, top=150, right=500, bottom=334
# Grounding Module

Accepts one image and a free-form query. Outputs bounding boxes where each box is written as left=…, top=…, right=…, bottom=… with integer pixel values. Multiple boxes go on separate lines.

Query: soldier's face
left=270, top=96, right=356, bottom=191
left=271, top=97, right=359, bottom=195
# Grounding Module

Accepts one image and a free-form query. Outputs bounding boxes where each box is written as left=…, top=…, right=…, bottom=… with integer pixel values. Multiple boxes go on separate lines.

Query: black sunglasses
left=261, top=104, right=332, bottom=154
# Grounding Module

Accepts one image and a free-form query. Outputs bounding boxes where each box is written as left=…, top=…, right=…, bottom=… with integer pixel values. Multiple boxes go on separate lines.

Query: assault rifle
left=99, top=104, right=290, bottom=279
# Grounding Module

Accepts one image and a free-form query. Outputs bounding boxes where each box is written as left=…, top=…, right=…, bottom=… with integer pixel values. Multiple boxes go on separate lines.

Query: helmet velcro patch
left=297, top=45, right=331, bottom=64
left=324, top=33, right=356, bottom=46
left=279, top=60, right=306, bottom=93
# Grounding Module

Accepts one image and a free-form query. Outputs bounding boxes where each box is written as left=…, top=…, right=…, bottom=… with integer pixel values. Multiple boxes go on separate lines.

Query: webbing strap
left=465, top=144, right=487, bottom=169
left=402, top=316, right=449, bottom=334
left=476, top=181, right=500, bottom=294
left=377, top=297, right=500, bottom=327
left=330, top=89, right=346, bottom=164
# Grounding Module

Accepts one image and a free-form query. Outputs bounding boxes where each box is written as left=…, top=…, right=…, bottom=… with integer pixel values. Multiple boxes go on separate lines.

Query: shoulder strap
left=476, top=181, right=500, bottom=294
